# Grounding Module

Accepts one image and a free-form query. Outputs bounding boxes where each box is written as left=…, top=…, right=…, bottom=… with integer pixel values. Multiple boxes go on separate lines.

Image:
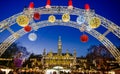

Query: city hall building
left=41, top=36, right=77, bottom=69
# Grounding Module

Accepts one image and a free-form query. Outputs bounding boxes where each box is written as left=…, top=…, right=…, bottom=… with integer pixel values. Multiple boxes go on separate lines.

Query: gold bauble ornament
left=16, top=15, right=29, bottom=27
left=48, top=15, right=56, bottom=23
left=62, top=13, right=70, bottom=22
left=89, top=17, right=101, bottom=28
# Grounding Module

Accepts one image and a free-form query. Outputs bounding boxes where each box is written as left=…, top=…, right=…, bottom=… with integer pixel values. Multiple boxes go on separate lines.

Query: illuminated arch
left=0, top=6, right=120, bottom=65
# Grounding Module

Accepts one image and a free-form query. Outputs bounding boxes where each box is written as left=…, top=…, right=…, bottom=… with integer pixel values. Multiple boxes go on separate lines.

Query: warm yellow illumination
left=48, top=15, right=56, bottom=23
left=62, top=13, right=70, bottom=22
left=89, top=17, right=101, bottom=28
left=16, top=15, right=29, bottom=27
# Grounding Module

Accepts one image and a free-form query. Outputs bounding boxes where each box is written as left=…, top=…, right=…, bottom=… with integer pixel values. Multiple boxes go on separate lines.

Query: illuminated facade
left=42, top=36, right=76, bottom=69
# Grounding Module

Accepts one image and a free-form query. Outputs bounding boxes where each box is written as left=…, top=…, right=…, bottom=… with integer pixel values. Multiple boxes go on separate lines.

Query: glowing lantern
left=16, top=15, right=29, bottom=27
left=89, top=17, right=101, bottom=28
left=24, top=25, right=32, bottom=32
left=85, top=4, right=90, bottom=11
left=48, top=15, right=56, bottom=23
left=46, top=0, right=51, bottom=9
left=80, top=34, right=88, bottom=43
left=62, top=13, right=70, bottom=22
left=77, top=15, right=85, bottom=25
left=68, top=0, right=73, bottom=9
left=33, top=12, right=40, bottom=20
left=29, top=2, right=34, bottom=9
left=28, top=33, right=37, bottom=41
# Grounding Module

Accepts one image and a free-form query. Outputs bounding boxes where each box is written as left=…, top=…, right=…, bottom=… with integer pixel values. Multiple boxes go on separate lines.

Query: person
left=14, top=52, right=25, bottom=68
left=8, top=71, right=14, bottom=74
left=53, top=71, right=56, bottom=74
left=0, top=69, right=3, bottom=74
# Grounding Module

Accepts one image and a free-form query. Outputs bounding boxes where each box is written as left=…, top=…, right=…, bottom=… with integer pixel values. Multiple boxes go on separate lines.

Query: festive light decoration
left=80, top=34, right=88, bottom=42
left=16, top=15, right=29, bottom=27
left=33, top=12, right=40, bottom=20
left=89, top=17, right=101, bottom=28
left=68, top=0, right=73, bottom=9
left=46, top=0, right=51, bottom=9
left=28, top=33, right=37, bottom=41
left=29, top=2, right=34, bottom=9
left=85, top=4, right=90, bottom=11
left=76, top=15, right=85, bottom=25
left=0, top=4, right=120, bottom=65
left=62, top=13, right=70, bottom=22
left=48, top=15, right=56, bottom=23
left=24, top=25, right=32, bottom=32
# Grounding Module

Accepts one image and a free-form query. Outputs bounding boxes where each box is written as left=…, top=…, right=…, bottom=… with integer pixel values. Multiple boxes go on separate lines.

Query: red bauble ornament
left=24, top=25, right=32, bottom=32
left=80, top=34, right=88, bottom=42
left=33, top=12, right=40, bottom=20
left=29, top=2, right=34, bottom=9
left=85, top=4, right=90, bottom=11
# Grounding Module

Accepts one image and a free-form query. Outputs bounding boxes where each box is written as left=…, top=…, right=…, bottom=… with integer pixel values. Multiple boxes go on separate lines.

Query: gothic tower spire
left=58, top=36, right=62, bottom=55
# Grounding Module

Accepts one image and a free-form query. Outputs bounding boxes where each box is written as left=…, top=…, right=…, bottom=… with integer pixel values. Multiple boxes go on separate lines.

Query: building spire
left=59, top=36, right=61, bottom=41
left=73, top=48, right=76, bottom=57
left=66, top=49, right=69, bottom=54
left=43, top=48, right=46, bottom=56
left=58, top=36, right=62, bottom=55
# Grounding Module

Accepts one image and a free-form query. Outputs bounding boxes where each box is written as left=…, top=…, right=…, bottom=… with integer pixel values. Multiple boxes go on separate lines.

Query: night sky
left=0, top=0, right=120, bottom=57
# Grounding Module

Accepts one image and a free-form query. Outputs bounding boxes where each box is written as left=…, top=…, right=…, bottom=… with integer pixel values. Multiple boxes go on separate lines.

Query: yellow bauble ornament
left=48, top=15, right=56, bottom=23
left=62, top=13, right=70, bottom=22
left=16, top=15, right=29, bottom=27
left=89, top=17, right=101, bottom=28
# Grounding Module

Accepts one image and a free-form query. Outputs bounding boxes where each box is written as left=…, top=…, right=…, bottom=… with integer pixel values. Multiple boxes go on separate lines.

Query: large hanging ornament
left=28, top=33, right=37, bottom=41
left=89, top=17, right=101, bottom=28
left=80, top=34, right=89, bottom=43
left=16, top=15, right=29, bottom=27
left=48, top=15, right=56, bottom=23
left=76, top=15, right=85, bottom=25
left=62, top=13, right=70, bottom=22
left=24, top=25, right=32, bottom=32
left=33, top=12, right=40, bottom=20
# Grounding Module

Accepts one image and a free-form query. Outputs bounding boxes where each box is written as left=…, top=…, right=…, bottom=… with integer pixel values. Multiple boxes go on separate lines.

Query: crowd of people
left=0, top=68, right=44, bottom=74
